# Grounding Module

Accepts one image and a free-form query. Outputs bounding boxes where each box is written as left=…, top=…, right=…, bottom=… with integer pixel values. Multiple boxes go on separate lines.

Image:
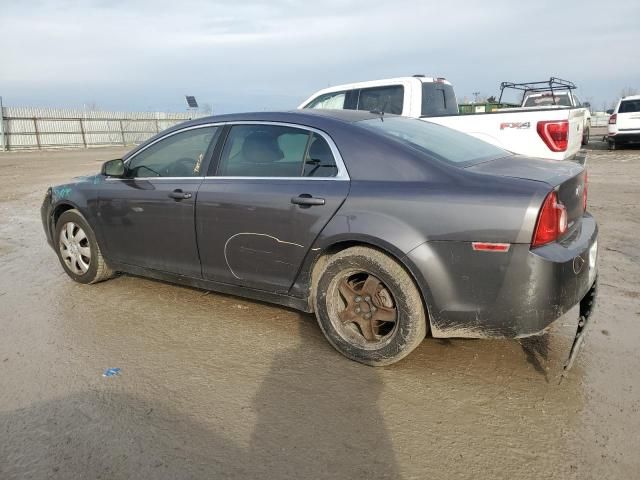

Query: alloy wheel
left=333, top=272, right=398, bottom=346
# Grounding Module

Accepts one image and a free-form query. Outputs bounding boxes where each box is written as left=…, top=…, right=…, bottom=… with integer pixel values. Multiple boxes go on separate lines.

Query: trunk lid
left=467, top=155, right=586, bottom=226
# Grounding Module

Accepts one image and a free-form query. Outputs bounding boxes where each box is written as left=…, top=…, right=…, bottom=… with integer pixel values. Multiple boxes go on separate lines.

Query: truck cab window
left=306, top=91, right=346, bottom=109
left=357, top=86, right=404, bottom=114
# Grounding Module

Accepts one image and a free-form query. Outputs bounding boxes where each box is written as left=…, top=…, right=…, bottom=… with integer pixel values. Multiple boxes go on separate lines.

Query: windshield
left=523, top=93, right=572, bottom=107
left=421, top=83, right=458, bottom=116
left=358, top=117, right=509, bottom=165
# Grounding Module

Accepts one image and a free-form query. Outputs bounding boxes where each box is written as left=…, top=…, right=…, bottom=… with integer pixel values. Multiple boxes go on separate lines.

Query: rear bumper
left=609, top=131, right=640, bottom=144
left=407, top=214, right=598, bottom=338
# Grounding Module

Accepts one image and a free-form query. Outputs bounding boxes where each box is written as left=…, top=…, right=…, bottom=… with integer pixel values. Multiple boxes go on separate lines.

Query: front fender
left=46, top=180, right=100, bottom=245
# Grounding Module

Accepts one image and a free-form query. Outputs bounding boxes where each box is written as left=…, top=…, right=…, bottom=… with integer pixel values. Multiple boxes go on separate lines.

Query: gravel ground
left=0, top=140, right=638, bottom=479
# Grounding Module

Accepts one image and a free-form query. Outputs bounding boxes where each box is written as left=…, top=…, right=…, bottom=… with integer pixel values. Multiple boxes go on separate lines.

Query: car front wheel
left=55, top=209, right=114, bottom=284
left=314, top=246, right=427, bottom=366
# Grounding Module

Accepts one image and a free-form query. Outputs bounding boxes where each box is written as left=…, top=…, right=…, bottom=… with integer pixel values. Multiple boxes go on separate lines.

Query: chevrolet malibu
left=41, top=110, right=598, bottom=366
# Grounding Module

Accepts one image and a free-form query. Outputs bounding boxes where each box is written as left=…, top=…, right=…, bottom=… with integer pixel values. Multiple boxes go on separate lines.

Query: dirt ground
left=0, top=139, right=638, bottom=479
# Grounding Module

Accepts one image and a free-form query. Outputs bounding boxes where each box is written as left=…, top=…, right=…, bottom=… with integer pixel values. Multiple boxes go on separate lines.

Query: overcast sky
left=2, top=0, right=639, bottom=113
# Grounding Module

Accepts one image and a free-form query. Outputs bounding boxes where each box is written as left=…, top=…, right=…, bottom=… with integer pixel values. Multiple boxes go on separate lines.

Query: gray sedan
left=41, top=110, right=598, bottom=365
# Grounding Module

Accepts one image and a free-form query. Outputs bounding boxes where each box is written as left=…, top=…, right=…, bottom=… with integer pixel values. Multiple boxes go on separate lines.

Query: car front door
left=196, top=122, right=350, bottom=293
left=96, top=125, right=220, bottom=277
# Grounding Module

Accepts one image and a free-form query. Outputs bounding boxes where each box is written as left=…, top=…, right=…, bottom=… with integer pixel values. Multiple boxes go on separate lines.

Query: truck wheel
left=55, top=209, right=114, bottom=284
left=313, top=246, right=427, bottom=366
left=582, top=127, right=590, bottom=145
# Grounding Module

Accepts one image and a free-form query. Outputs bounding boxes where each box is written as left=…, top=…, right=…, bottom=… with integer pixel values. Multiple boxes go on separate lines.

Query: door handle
left=291, top=194, right=325, bottom=207
left=169, top=189, right=192, bottom=200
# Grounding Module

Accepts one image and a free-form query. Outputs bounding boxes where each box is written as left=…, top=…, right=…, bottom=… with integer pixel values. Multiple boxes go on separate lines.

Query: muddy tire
left=313, top=246, right=427, bottom=366
left=582, top=127, right=590, bottom=145
left=55, top=209, right=114, bottom=284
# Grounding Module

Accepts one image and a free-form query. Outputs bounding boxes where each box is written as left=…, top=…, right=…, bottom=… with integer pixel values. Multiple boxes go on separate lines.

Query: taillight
left=608, top=114, right=617, bottom=125
left=537, top=120, right=569, bottom=152
left=532, top=191, right=567, bottom=247
left=583, top=170, right=588, bottom=211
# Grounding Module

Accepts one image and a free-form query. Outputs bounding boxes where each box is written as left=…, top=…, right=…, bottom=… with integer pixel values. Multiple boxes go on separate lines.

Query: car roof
left=621, top=95, right=640, bottom=101
left=184, top=109, right=387, bottom=129
left=123, top=109, right=391, bottom=161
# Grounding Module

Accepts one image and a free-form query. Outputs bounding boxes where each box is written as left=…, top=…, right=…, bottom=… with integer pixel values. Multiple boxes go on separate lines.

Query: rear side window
left=421, top=83, right=458, bottom=116
left=306, top=91, right=346, bottom=109
left=217, top=125, right=309, bottom=177
left=359, top=117, right=508, bottom=165
left=303, top=134, right=338, bottom=177
left=619, top=100, right=640, bottom=113
left=216, top=125, right=339, bottom=178
left=357, top=86, right=404, bottom=114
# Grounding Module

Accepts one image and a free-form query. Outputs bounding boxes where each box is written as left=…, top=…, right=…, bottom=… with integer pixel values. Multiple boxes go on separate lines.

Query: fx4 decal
left=500, top=121, right=530, bottom=130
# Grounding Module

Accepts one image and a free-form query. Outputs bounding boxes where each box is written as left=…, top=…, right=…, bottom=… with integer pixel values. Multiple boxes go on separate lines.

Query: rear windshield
left=619, top=100, right=640, bottom=113
left=421, top=83, right=458, bottom=116
left=358, top=116, right=508, bottom=165
left=523, top=93, right=572, bottom=107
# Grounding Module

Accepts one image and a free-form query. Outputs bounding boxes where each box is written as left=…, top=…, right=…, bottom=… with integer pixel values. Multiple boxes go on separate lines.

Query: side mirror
left=101, top=159, right=125, bottom=177
left=606, top=109, right=614, bottom=115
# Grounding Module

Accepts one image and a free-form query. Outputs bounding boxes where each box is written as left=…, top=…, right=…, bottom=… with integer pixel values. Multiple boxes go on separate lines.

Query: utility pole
left=472, top=91, right=480, bottom=104
left=0, top=96, right=6, bottom=151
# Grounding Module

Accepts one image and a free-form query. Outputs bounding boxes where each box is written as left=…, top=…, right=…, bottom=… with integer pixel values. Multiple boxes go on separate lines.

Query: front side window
left=127, top=127, right=218, bottom=178
left=305, top=91, right=346, bottom=110
left=357, top=86, right=404, bottom=114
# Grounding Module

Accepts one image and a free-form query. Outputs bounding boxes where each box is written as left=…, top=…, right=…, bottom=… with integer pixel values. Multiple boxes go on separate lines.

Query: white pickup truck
left=299, top=76, right=587, bottom=161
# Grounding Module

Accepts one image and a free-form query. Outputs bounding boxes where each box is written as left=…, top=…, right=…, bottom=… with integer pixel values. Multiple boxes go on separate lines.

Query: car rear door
left=196, top=122, right=349, bottom=293
left=96, top=125, right=220, bottom=277
left=617, top=99, right=640, bottom=130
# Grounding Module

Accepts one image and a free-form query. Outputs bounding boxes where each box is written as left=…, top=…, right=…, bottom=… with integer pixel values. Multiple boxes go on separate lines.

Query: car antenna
left=371, top=100, right=389, bottom=121
left=369, top=109, right=385, bottom=122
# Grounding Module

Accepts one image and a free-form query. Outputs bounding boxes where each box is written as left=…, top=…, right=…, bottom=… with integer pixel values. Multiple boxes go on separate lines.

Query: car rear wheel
left=314, top=246, right=427, bottom=366
left=582, top=127, right=590, bottom=145
left=55, top=209, right=114, bottom=284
